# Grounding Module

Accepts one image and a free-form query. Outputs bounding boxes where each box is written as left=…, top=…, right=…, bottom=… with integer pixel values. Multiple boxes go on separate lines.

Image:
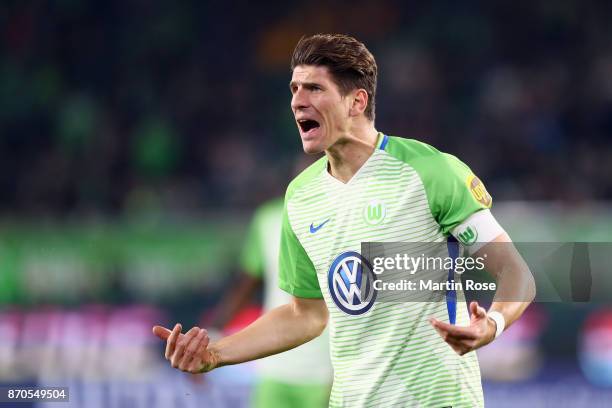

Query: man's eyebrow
left=289, top=81, right=321, bottom=90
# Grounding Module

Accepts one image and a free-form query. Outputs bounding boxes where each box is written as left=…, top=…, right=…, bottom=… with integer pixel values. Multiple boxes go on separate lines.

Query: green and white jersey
left=279, top=133, right=498, bottom=407
left=241, top=198, right=332, bottom=385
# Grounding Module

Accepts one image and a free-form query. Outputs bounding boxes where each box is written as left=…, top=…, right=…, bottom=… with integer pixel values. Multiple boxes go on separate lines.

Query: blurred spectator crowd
left=1, top=0, right=611, bottom=217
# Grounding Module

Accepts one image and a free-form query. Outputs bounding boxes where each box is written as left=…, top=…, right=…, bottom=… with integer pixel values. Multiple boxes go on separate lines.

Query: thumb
left=152, top=325, right=172, bottom=340
left=470, top=301, right=486, bottom=318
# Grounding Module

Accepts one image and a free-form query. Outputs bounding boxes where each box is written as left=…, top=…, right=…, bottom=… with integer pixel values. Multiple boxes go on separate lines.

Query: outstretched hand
left=153, top=323, right=218, bottom=373
left=429, top=301, right=496, bottom=356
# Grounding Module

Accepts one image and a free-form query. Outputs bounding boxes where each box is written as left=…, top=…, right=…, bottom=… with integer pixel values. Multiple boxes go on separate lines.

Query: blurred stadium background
left=1, top=1, right=612, bottom=407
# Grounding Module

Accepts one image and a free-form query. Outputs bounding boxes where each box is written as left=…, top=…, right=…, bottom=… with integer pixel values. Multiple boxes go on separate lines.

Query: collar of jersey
left=376, top=132, right=389, bottom=150
left=322, top=132, right=387, bottom=187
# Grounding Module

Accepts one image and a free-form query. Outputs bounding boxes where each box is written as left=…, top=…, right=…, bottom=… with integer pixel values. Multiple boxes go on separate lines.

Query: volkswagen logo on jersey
left=328, top=251, right=377, bottom=315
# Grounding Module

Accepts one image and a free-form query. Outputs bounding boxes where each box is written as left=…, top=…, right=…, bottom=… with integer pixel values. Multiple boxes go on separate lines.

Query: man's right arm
left=152, top=295, right=328, bottom=374
left=153, top=188, right=328, bottom=374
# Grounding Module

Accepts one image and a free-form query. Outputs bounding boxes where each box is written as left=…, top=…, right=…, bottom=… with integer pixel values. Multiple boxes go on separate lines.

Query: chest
left=292, top=167, right=438, bottom=269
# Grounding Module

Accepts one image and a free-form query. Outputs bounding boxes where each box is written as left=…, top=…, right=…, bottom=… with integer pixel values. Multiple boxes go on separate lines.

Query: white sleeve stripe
left=451, top=209, right=505, bottom=255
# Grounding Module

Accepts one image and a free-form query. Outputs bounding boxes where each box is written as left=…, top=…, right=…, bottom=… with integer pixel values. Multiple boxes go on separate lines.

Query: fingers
left=156, top=323, right=214, bottom=373
left=178, top=329, right=208, bottom=371
left=431, top=324, right=475, bottom=355
left=171, top=326, right=200, bottom=369
left=429, top=314, right=494, bottom=356
left=177, top=329, right=205, bottom=371
left=444, top=336, right=474, bottom=355
left=165, top=323, right=182, bottom=360
left=429, top=318, right=477, bottom=340
left=152, top=325, right=172, bottom=340
left=188, top=331, right=212, bottom=373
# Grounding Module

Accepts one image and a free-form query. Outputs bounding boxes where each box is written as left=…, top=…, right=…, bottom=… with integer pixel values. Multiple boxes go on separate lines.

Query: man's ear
left=349, top=89, right=369, bottom=117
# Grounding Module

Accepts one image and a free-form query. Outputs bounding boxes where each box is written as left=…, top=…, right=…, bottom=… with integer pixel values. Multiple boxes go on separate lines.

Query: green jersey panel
left=278, top=157, right=327, bottom=299
left=385, top=137, right=492, bottom=235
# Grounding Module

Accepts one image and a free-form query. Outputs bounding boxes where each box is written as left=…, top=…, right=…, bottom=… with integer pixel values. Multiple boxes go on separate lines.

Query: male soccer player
left=154, top=34, right=535, bottom=407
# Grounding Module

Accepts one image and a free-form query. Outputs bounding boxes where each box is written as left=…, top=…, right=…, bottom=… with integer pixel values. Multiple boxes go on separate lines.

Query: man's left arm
left=430, top=232, right=536, bottom=355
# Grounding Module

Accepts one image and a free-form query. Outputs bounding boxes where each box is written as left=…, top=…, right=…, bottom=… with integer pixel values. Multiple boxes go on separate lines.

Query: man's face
left=290, top=65, right=352, bottom=154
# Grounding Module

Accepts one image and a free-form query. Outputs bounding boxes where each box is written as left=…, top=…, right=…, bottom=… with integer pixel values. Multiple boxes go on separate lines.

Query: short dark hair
left=291, top=34, right=377, bottom=121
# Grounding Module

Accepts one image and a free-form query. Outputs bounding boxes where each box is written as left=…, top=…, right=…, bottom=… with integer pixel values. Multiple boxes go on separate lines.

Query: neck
left=325, top=123, right=379, bottom=184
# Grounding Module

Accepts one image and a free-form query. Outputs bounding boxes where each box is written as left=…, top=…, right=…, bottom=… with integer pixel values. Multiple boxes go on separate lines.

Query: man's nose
left=291, top=88, right=309, bottom=111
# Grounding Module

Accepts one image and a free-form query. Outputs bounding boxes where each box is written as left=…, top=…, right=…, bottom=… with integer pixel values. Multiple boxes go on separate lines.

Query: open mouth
left=298, top=119, right=320, bottom=134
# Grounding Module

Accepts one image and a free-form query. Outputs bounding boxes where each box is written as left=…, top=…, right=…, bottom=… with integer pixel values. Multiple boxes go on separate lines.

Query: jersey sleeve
left=420, top=152, right=507, bottom=253
left=419, top=152, right=493, bottom=235
left=239, top=209, right=265, bottom=278
left=278, top=199, right=323, bottom=298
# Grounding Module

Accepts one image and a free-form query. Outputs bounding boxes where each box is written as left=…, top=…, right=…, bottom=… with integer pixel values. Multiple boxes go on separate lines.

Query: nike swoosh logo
left=309, top=219, right=330, bottom=233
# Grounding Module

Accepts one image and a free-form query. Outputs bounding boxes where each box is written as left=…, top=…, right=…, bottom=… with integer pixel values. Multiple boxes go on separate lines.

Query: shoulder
left=285, top=156, right=327, bottom=202
left=384, top=135, right=469, bottom=175
left=384, top=136, right=441, bottom=161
